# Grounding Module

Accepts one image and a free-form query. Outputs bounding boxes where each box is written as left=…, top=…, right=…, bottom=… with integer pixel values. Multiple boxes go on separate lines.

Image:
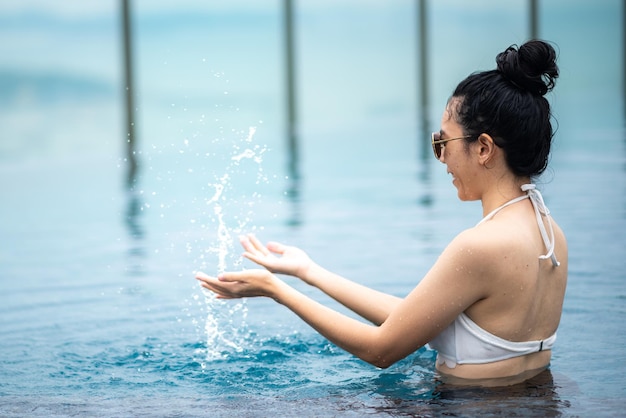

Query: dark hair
left=450, top=40, right=559, bottom=177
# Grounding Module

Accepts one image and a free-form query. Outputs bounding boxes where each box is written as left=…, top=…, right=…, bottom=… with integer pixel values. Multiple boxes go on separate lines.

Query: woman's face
left=438, top=103, right=481, bottom=201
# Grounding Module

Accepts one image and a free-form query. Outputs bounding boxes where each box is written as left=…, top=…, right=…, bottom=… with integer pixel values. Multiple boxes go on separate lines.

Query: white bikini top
left=428, top=184, right=560, bottom=368
left=428, top=313, right=557, bottom=368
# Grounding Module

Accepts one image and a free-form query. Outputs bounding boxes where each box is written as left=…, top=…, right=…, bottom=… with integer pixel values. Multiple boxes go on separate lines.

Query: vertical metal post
left=284, top=0, right=299, bottom=185
left=122, top=0, right=138, bottom=188
left=418, top=0, right=429, bottom=160
left=529, top=0, right=539, bottom=39
left=417, top=0, right=432, bottom=206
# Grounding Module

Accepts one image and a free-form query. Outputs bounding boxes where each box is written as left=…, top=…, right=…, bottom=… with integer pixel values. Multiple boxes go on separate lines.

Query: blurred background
left=0, top=0, right=620, bottom=183
left=0, top=1, right=624, bottom=416
left=0, top=0, right=621, bottom=240
left=1, top=0, right=621, bottom=285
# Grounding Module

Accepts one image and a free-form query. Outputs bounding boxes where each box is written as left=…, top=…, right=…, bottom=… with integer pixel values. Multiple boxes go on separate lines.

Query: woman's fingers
left=196, top=271, right=242, bottom=285
left=240, top=234, right=287, bottom=257
left=239, top=235, right=255, bottom=253
left=195, top=272, right=220, bottom=289
left=195, top=271, right=242, bottom=299
left=247, top=234, right=268, bottom=253
left=241, top=246, right=268, bottom=268
left=200, top=269, right=277, bottom=299
left=217, top=271, right=248, bottom=282
left=240, top=234, right=269, bottom=256
left=266, top=241, right=286, bottom=255
left=240, top=235, right=275, bottom=268
left=195, top=271, right=213, bottom=282
left=195, top=273, right=225, bottom=296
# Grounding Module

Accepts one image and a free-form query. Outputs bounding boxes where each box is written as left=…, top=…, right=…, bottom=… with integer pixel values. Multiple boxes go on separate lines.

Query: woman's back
left=464, top=197, right=567, bottom=342
left=430, top=192, right=568, bottom=381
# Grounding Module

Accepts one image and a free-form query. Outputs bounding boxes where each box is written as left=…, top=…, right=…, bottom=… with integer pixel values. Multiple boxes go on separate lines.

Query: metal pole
left=122, top=0, right=138, bottom=188
left=418, top=0, right=429, bottom=160
left=417, top=0, right=432, bottom=206
left=284, top=0, right=299, bottom=185
left=529, top=0, right=538, bottom=39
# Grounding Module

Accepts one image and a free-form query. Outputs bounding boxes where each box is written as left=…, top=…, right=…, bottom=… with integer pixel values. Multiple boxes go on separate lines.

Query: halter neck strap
left=477, top=184, right=560, bottom=267
left=521, top=184, right=560, bottom=267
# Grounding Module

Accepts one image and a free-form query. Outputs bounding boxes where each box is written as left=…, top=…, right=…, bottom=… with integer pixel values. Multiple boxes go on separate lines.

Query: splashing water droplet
left=245, top=126, right=256, bottom=142
left=191, top=124, right=271, bottom=360
left=231, top=148, right=255, bottom=162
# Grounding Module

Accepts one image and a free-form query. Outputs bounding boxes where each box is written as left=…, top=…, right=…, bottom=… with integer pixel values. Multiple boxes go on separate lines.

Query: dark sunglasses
left=431, top=132, right=472, bottom=160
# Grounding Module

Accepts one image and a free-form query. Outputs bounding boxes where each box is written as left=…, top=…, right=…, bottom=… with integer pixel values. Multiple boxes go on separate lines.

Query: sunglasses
left=431, top=132, right=472, bottom=160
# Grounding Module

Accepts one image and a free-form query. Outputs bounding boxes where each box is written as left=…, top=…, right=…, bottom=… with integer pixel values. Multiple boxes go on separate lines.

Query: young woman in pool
left=196, top=39, right=568, bottom=384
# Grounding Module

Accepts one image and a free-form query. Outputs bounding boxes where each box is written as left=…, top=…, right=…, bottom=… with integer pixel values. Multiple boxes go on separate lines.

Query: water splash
left=205, top=175, right=231, bottom=273
left=198, top=125, right=266, bottom=360
left=201, top=127, right=266, bottom=274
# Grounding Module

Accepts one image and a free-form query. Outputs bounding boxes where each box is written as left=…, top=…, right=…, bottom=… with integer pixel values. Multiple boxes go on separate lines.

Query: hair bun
left=496, top=40, right=559, bottom=96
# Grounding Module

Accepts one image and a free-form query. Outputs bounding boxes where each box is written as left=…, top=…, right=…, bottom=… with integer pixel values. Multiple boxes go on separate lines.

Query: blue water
left=1, top=1, right=626, bottom=416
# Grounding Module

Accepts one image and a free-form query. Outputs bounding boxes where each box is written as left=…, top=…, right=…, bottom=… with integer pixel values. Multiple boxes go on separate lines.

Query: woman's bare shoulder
left=445, top=223, right=517, bottom=258
left=438, top=224, right=522, bottom=282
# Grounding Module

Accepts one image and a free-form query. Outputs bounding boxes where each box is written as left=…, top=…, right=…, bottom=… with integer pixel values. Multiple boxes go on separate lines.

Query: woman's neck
left=480, top=176, right=531, bottom=217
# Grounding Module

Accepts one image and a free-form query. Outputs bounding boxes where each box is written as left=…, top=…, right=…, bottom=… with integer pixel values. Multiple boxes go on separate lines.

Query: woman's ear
left=476, top=133, right=497, bottom=166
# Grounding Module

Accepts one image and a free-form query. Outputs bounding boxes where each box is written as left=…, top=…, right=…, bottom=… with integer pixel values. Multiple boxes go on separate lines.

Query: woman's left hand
left=195, top=269, right=280, bottom=300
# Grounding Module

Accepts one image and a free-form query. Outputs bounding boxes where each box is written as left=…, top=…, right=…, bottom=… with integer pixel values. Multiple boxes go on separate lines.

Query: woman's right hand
left=239, top=234, right=313, bottom=280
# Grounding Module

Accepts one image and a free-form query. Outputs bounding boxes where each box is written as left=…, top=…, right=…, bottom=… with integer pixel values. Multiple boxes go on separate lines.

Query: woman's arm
left=239, top=234, right=402, bottom=325
left=299, top=262, right=402, bottom=325
left=196, top=230, right=490, bottom=368
left=196, top=269, right=388, bottom=366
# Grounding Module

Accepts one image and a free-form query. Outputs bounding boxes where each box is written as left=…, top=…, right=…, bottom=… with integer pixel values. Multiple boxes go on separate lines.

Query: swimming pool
left=1, top=1, right=626, bottom=416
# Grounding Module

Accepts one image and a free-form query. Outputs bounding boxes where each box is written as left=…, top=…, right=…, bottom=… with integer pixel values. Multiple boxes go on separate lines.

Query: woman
left=196, top=39, right=568, bottom=385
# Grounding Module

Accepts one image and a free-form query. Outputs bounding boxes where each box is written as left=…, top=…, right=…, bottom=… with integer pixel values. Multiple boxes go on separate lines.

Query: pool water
left=2, top=1, right=626, bottom=416
left=1, top=119, right=625, bottom=417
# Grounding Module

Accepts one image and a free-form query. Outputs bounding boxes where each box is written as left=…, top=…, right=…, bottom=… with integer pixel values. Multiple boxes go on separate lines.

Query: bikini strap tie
left=521, top=184, right=560, bottom=267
